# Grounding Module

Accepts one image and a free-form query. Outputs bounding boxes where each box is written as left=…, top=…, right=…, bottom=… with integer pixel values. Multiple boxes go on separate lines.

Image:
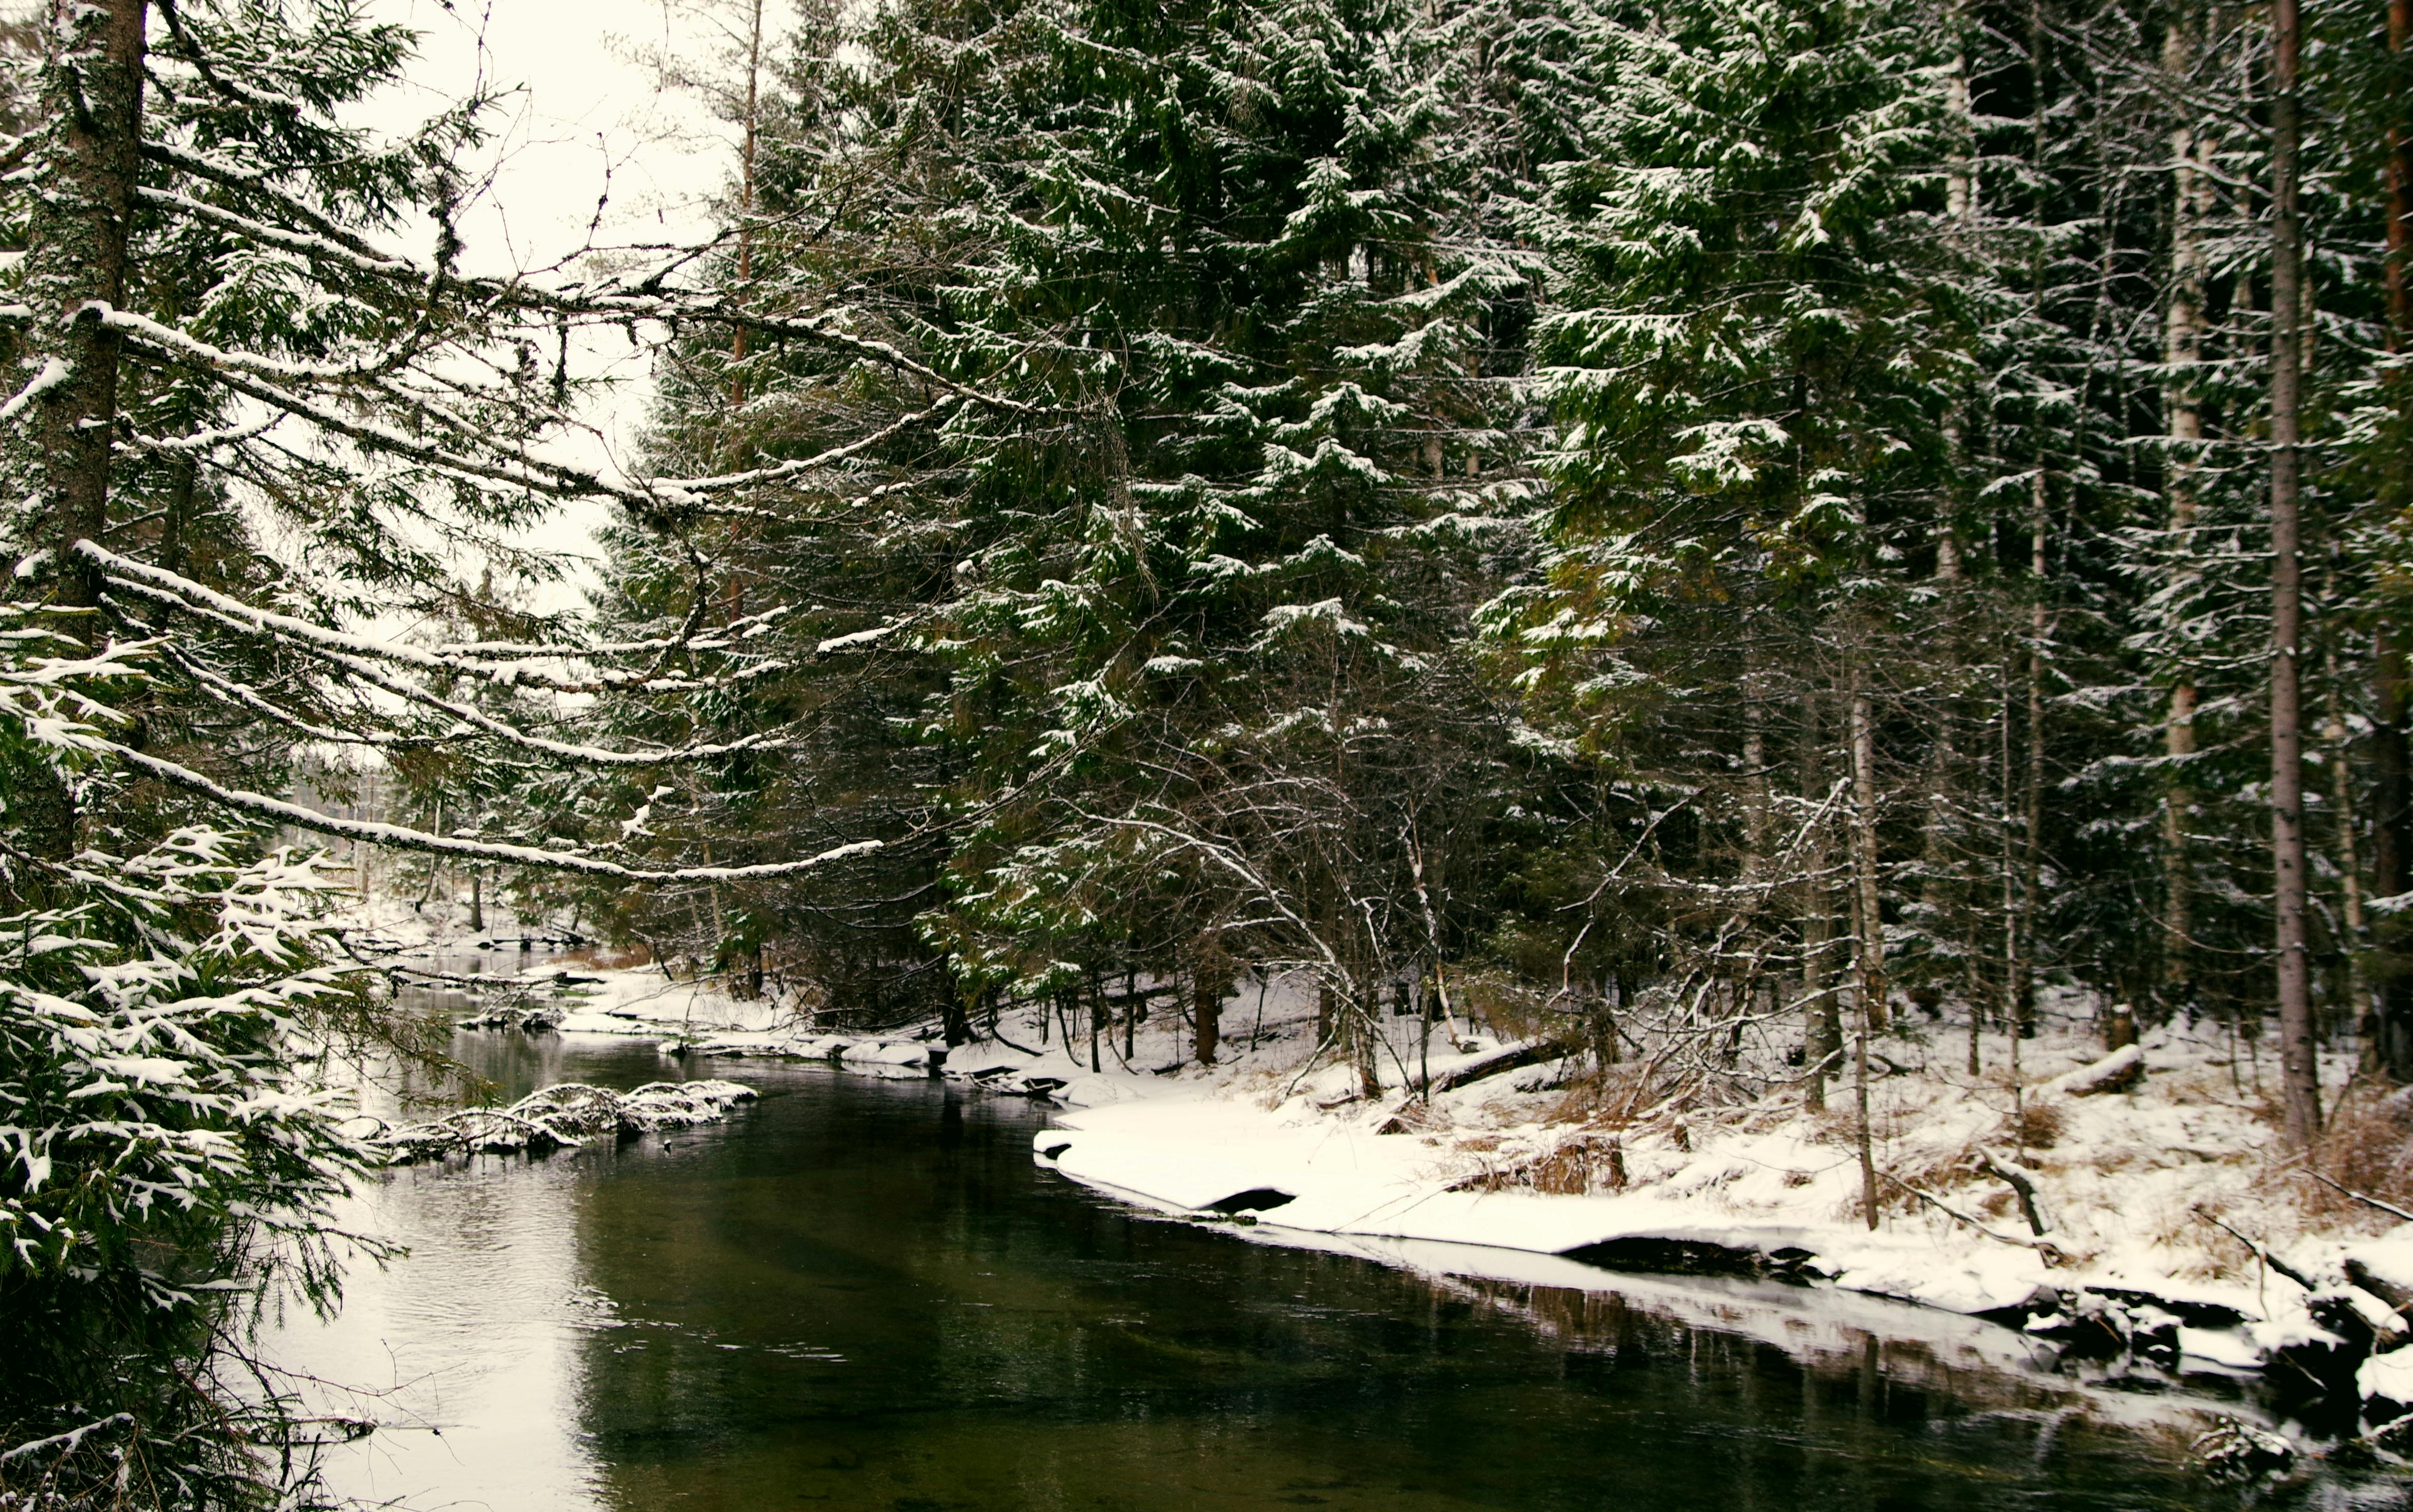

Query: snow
left=2363, top=1347, right=2413, bottom=1410
left=380, top=928, right=2413, bottom=1448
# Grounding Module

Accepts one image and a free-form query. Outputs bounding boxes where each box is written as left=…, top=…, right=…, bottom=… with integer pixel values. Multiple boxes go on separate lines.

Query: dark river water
left=275, top=1032, right=2399, bottom=1511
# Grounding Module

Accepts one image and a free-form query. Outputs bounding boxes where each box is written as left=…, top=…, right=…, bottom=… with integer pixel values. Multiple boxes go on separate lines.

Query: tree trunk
left=725, top=0, right=766, bottom=403
left=2388, top=0, right=2413, bottom=339
left=26, top=0, right=146, bottom=612
left=2018, top=472, right=2048, bottom=1038
left=2270, top=0, right=2323, bottom=1146
left=1194, top=972, right=1223, bottom=1067
left=2377, top=628, right=2413, bottom=1077
left=1849, top=647, right=1888, bottom=1033
left=2376, top=0, right=2413, bottom=1082
left=2162, top=20, right=2208, bottom=1012
left=1801, top=688, right=1838, bottom=1109
left=11, top=0, right=146, bottom=870
left=1353, top=978, right=1382, bottom=1099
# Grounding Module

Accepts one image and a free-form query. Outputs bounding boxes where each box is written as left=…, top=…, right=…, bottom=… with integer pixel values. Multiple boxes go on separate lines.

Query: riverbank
left=284, top=1032, right=2277, bottom=1512
left=395, top=944, right=2413, bottom=1462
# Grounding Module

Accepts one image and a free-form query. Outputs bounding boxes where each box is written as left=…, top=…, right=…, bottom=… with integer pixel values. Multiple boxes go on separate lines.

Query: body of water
left=274, top=1033, right=2389, bottom=1511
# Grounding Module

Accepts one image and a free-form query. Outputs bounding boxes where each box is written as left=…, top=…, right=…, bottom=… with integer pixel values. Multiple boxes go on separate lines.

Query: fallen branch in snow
left=1883, top=1172, right=2065, bottom=1263
left=2346, top=1257, right=2413, bottom=1324
left=1420, top=1038, right=1580, bottom=1098
left=985, top=1023, right=1043, bottom=1057
left=1977, top=1147, right=2052, bottom=1238
left=2192, top=1206, right=2316, bottom=1291
left=2300, top=1168, right=2413, bottom=1225
left=2038, top=1043, right=2144, bottom=1098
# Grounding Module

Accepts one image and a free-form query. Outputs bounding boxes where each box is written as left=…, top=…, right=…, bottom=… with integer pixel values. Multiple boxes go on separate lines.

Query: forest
left=2, top=0, right=2409, bottom=1497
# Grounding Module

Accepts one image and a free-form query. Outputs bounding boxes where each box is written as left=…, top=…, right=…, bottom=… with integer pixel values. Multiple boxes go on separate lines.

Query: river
left=273, top=1031, right=2392, bottom=1510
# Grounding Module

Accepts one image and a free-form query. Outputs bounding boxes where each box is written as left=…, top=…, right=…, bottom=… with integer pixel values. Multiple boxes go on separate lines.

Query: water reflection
left=277, top=1037, right=2396, bottom=1511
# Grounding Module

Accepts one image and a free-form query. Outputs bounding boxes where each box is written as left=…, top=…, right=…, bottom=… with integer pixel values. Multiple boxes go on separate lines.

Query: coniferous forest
left=8, top=0, right=2413, bottom=1498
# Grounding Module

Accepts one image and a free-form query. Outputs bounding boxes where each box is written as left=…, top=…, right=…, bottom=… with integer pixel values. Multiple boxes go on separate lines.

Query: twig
left=0, top=1414, right=134, bottom=1464
left=2299, top=1168, right=2413, bottom=1224
left=2192, top=1205, right=2317, bottom=1290
left=1883, top=1172, right=2064, bottom=1263
left=1977, top=1147, right=2051, bottom=1237
left=985, top=1021, right=1041, bottom=1057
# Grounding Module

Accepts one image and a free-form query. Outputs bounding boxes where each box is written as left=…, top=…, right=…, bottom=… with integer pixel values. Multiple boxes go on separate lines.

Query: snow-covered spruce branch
left=115, top=580, right=800, bottom=767
left=115, top=333, right=672, bottom=513
left=78, top=545, right=721, bottom=693
left=162, top=645, right=438, bottom=749
left=654, top=398, right=964, bottom=494
left=139, top=142, right=410, bottom=268
left=128, top=160, right=1048, bottom=423
left=66, top=732, right=885, bottom=881
left=0, top=1414, right=136, bottom=1466
left=96, top=300, right=427, bottom=385
left=136, top=182, right=416, bottom=282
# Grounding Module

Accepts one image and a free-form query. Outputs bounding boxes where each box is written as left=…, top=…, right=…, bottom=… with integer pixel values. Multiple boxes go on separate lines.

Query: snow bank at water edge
left=365, top=1079, right=757, bottom=1162
left=405, top=956, right=2413, bottom=1464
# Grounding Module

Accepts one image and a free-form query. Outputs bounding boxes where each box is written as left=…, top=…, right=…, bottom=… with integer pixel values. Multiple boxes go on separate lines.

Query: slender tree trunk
left=2163, top=21, right=2208, bottom=1011
left=2324, top=658, right=2370, bottom=1047
left=2270, top=0, right=2323, bottom=1145
left=2377, top=628, right=2413, bottom=1076
left=2375, top=0, right=2413, bottom=1080
left=1845, top=664, right=1883, bottom=1229
left=1123, top=964, right=1137, bottom=1061
left=1849, top=647, right=1888, bottom=1034
left=2018, top=474, right=2048, bottom=1038
left=725, top=0, right=766, bottom=403
left=2387, top=0, right=2413, bottom=340
left=1801, top=688, right=1839, bottom=1109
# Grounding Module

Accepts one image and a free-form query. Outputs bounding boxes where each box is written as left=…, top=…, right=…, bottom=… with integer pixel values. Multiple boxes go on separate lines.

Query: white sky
left=356, top=0, right=761, bottom=601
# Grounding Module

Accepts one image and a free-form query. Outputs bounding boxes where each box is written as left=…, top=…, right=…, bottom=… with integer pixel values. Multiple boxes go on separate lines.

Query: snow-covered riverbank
left=390, top=937, right=2413, bottom=1463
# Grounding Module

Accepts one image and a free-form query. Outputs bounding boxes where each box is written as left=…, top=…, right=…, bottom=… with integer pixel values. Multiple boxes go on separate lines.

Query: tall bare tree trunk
left=1801, top=688, right=1839, bottom=1109
left=725, top=0, right=766, bottom=403
left=2162, top=19, right=2209, bottom=1011
left=1849, top=649, right=1888, bottom=1034
left=1847, top=644, right=1884, bottom=1229
left=2270, top=0, right=2323, bottom=1145
left=2018, top=474, right=2049, bottom=1038
left=2325, top=648, right=2371, bottom=1042
left=2373, top=0, right=2413, bottom=1081
left=2377, top=630, right=2413, bottom=1075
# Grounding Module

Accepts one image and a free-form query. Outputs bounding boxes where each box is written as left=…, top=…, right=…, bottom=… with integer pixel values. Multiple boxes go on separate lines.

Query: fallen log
left=2038, top=1043, right=2143, bottom=1098
left=1419, top=1038, right=1579, bottom=1098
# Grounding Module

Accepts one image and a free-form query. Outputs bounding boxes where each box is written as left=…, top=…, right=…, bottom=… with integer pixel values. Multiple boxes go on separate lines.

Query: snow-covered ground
left=356, top=903, right=2413, bottom=1465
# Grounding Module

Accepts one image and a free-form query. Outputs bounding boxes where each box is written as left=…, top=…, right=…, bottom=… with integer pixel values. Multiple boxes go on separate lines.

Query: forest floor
left=358, top=905, right=2413, bottom=1453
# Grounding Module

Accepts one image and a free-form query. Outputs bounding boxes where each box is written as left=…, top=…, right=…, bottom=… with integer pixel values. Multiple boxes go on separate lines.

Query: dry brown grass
left=1451, top=1133, right=1629, bottom=1195
left=2306, top=1082, right=2413, bottom=1230
left=2006, top=1099, right=2065, bottom=1150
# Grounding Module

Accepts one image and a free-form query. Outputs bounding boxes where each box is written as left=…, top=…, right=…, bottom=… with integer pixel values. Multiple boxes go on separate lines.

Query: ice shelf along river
left=273, top=1029, right=2384, bottom=1511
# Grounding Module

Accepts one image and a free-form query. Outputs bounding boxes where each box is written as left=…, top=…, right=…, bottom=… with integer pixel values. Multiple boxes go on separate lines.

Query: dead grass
left=2006, top=1099, right=2065, bottom=1150
left=2306, top=1082, right=2413, bottom=1229
left=1451, top=1133, right=1628, bottom=1195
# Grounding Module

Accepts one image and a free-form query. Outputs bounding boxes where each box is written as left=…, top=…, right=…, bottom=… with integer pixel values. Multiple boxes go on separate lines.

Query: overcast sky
left=357, top=0, right=760, bottom=599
